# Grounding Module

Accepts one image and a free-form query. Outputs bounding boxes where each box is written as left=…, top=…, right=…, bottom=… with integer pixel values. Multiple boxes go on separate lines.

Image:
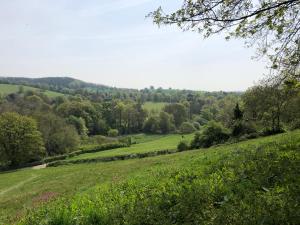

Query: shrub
left=231, top=120, right=257, bottom=137
left=180, top=122, right=196, bottom=134
left=108, top=129, right=119, bottom=137
left=191, top=121, right=230, bottom=148
left=177, top=140, right=190, bottom=151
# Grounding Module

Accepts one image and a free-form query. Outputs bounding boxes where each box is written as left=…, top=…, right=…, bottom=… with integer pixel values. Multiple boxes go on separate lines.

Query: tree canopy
left=149, top=0, right=300, bottom=82
left=0, top=112, right=45, bottom=167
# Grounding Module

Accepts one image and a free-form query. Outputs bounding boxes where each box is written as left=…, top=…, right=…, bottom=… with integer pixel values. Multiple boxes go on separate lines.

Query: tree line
left=0, top=78, right=299, bottom=168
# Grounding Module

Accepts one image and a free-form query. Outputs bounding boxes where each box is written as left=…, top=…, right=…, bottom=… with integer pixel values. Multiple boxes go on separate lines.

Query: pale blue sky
left=0, top=0, right=267, bottom=91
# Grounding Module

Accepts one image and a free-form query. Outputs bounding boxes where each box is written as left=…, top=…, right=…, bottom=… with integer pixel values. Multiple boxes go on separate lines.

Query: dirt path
left=32, top=164, right=47, bottom=170
left=0, top=174, right=39, bottom=196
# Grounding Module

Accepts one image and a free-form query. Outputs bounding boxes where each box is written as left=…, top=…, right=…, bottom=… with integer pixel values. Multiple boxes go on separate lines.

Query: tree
left=180, top=122, right=196, bottom=134
left=159, top=111, right=175, bottom=134
left=191, top=121, right=230, bottom=148
left=233, top=103, right=243, bottom=120
left=0, top=112, right=45, bottom=167
left=143, top=116, right=160, bottom=134
left=67, top=116, right=88, bottom=136
left=243, top=84, right=284, bottom=133
left=35, top=113, right=79, bottom=156
left=164, top=103, right=188, bottom=127
left=149, top=0, right=300, bottom=82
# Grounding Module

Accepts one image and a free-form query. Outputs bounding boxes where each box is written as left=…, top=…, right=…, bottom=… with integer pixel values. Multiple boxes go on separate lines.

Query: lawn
left=0, top=84, right=64, bottom=98
left=0, top=130, right=299, bottom=224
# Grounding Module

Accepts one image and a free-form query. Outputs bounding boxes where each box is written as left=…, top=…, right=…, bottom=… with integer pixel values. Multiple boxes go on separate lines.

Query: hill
left=0, top=84, right=64, bottom=97
left=0, top=76, right=113, bottom=93
left=0, top=130, right=299, bottom=224
left=0, top=76, right=241, bottom=102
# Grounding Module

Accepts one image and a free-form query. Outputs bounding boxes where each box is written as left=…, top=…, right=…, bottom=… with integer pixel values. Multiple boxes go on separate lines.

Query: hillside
left=0, top=76, right=133, bottom=95
left=0, top=84, right=64, bottom=97
left=0, top=131, right=299, bottom=224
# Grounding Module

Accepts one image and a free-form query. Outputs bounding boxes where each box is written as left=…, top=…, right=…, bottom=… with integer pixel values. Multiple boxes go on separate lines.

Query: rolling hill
left=0, top=84, right=64, bottom=97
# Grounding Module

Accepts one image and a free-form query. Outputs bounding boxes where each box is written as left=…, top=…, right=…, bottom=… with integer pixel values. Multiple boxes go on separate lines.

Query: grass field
left=142, top=102, right=168, bottom=113
left=0, top=131, right=299, bottom=224
left=0, top=84, right=64, bottom=97
left=67, top=134, right=194, bottom=161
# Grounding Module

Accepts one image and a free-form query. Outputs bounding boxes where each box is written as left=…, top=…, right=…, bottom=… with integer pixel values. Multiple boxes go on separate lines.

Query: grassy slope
left=0, top=131, right=299, bottom=223
left=0, top=84, right=64, bottom=97
left=68, top=134, right=194, bottom=161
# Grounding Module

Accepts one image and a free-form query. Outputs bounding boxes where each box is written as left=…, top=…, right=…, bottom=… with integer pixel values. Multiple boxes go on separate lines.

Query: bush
left=191, top=121, right=230, bottom=148
left=231, top=120, right=257, bottom=137
left=180, top=122, right=196, bottom=134
left=177, top=140, right=190, bottom=151
left=108, top=129, right=119, bottom=137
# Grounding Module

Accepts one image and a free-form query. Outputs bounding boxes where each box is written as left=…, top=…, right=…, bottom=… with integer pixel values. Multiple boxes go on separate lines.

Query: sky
left=0, top=0, right=268, bottom=91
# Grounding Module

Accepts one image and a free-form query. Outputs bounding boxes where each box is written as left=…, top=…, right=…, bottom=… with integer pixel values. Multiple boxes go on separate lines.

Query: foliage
left=191, top=121, right=230, bottom=148
left=159, top=111, right=175, bottom=134
left=0, top=112, right=45, bottom=167
left=108, top=129, right=119, bottom=137
left=243, top=83, right=299, bottom=133
left=231, top=120, right=257, bottom=137
left=179, top=121, right=196, bottom=134
left=143, top=116, right=160, bottom=134
left=177, top=139, right=190, bottom=151
left=164, top=103, right=188, bottom=127
left=66, top=116, right=88, bottom=136
left=35, top=113, right=80, bottom=156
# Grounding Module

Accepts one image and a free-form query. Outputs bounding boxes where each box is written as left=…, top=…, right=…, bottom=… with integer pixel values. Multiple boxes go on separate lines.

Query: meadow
left=0, top=130, right=299, bottom=224
left=0, top=84, right=64, bottom=97
left=67, top=134, right=194, bottom=161
left=142, top=102, right=168, bottom=113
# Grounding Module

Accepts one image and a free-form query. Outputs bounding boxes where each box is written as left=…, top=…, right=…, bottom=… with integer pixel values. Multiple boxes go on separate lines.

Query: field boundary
left=47, top=149, right=182, bottom=167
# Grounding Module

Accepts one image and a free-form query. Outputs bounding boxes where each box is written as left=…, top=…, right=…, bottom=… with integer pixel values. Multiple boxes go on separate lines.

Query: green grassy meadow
left=0, top=131, right=299, bottom=224
left=142, top=102, right=168, bottom=113
left=68, top=134, right=194, bottom=161
left=0, top=84, right=64, bottom=97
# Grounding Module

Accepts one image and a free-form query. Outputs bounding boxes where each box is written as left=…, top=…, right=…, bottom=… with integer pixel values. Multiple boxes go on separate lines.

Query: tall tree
left=0, top=112, right=45, bottom=167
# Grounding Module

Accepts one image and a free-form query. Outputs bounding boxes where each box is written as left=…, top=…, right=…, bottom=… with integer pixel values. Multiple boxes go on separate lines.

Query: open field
left=1, top=130, right=299, bottom=224
left=142, top=102, right=168, bottom=113
left=67, top=134, right=194, bottom=161
left=0, top=84, right=64, bottom=97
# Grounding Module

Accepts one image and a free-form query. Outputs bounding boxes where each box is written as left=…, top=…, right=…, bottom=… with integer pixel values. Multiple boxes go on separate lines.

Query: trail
left=32, top=164, right=47, bottom=170
left=0, top=174, right=39, bottom=196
